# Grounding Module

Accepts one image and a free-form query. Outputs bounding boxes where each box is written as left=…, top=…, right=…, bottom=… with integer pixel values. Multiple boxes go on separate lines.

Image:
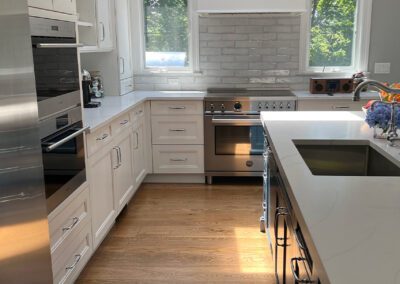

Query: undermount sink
left=293, top=140, right=400, bottom=177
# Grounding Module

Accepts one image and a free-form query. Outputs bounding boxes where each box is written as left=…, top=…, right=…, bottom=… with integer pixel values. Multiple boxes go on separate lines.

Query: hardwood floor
left=77, top=182, right=275, bottom=283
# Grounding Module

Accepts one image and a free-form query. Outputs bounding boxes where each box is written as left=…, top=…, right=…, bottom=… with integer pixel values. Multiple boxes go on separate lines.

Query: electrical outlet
left=374, top=63, right=391, bottom=74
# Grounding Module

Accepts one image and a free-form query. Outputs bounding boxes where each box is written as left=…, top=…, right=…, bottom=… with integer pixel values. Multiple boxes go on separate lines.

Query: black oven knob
left=272, top=103, right=276, bottom=110
left=221, top=104, right=225, bottom=112
left=287, top=103, right=291, bottom=110
left=234, top=101, right=242, bottom=111
left=279, top=103, right=283, bottom=110
left=258, top=103, right=262, bottom=111
left=210, top=104, right=215, bottom=112
left=265, top=103, right=269, bottom=110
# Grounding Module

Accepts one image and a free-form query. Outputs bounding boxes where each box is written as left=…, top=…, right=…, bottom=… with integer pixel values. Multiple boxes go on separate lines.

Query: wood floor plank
left=77, top=183, right=275, bottom=283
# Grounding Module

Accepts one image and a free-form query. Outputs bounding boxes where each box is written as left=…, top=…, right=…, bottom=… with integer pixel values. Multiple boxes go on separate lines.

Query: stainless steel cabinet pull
left=294, top=229, right=306, bottom=250
left=274, top=207, right=288, bottom=247
left=290, top=258, right=315, bottom=283
left=46, top=126, right=89, bottom=152
left=66, top=254, right=82, bottom=271
left=36, top=43, right=84, bottom=48
left=120, top=57, right=125, bottom=74
left=333, top=106, right=350, bottom=109
left=62, top=217, right=79, bottom=232
left=96, top=133, right=109, bottom=141
left=169, top=106, right=186, bottom=110
left=100, top=22, right=105, bottom=41
left=134, top=132, right=139, bottom=150
left=169, top=128, right=186, bottom=132
left=137, top=110, right=143, bottom=114
left=113, top=147, right=120, bottom=169
left=120, top=119, right=129, bottom=125
left=170, top=158, right=188, bottom=162
left=118, top=146, right=122, bottom=167
left=211, top=118, right=262, bottom=126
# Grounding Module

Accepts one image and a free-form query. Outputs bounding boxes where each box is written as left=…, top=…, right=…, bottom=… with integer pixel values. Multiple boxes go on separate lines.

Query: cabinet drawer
left=86, top=125, right=112, bottom=157
left=297, top=99, right=366, bottom=111
left=152, top=115, right=204, bottom=145
left=52, top=225, right=92, bottom=284
left=153, top=145, right=204, bottom=174
left=151, top=101, right=203, bottom=115
left=111, top=113, right=131, bottom=136
left=49, top=186, right=90, bottom=262
left=120, top=77, right=134, bottom=95
left=28, top=0, right=53, bottom=10
left=130, top=103, right=145, bottom=123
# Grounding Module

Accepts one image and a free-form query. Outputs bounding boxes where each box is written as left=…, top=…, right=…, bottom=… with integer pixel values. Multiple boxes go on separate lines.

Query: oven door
left=41, top=122, right=87, bottom=213
left=30, top=18, right=82, bottom=120
left=204, top=114, right=264, bottom=175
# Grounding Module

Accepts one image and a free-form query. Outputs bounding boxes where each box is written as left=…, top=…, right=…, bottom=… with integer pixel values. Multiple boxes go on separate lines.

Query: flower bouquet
left=364, top=101, right=400, bottom=138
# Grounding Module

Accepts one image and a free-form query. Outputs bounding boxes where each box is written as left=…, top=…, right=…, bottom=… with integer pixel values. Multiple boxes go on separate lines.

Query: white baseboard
left=144, top=174, right=205, bottom=184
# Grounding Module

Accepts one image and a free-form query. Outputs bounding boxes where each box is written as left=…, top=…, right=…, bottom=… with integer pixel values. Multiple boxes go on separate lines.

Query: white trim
left=299, top=0, right=372, bottom=75
left=131, top=0, right=198, bottom=75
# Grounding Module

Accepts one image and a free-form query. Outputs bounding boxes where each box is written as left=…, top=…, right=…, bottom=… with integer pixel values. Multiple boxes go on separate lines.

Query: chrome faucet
left=354, top=80, right=400, bottom=146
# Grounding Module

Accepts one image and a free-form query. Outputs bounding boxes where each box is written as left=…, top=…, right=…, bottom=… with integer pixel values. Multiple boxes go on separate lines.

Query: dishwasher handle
left=211, top=118, right=262, bottom=126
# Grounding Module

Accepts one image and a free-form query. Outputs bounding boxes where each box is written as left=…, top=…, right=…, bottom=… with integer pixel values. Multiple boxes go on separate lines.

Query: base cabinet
left=132, top=118, right=147, bottom=185
left=113, top=131, right=135, bottom=214
left=87, top=146, right=116, bottom=248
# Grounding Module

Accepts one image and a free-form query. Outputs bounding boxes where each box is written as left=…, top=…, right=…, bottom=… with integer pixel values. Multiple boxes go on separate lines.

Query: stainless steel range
left=204, top=88, right=297, bottom=184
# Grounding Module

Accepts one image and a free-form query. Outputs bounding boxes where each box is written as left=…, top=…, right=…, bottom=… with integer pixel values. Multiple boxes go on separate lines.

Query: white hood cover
left=196, top=0, right=307, bottom=13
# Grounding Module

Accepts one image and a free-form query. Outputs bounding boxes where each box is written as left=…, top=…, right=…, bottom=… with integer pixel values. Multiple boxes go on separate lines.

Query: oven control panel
left=205, top=99, right=297, bottom=113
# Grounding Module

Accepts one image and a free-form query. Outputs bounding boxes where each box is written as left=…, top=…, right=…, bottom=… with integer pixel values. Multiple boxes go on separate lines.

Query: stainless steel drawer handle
left=290, top=257, right=315, bottom=283
left=333, top=106, right=350, bottom=109
left=36, top=43, right=84, bottom=48
left=46, top=126, right=89, bottom=152
left=170, top=158, right=188, bottom=162
left=294, top=229, right=306, bottom=250
left=137, top=110, right=143, bottom=114
left=120, top=120, right=129, bottom=125
left=96, top=133, right=109, bottom=141
left=169, top=106, right=186, bottom=110
left=62, top=217, right=79, bottom=232
left=66, top=254, right=82, bottom=271
left=274, top=207, right=288, bottom=247
left=169, top=129, right=186, bottom=132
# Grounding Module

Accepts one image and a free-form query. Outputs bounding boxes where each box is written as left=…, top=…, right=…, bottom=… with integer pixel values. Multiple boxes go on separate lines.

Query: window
left=132, top=0, right=197, bottom=73
left=300, top=0, right=372, bottom=74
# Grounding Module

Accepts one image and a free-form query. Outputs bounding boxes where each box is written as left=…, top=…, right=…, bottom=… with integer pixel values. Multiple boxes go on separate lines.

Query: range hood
left=195, top=0, right=307, bottom=14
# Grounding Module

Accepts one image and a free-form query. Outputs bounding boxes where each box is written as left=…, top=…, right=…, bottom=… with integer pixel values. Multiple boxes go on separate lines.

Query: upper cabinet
left=77, top=0, right=114, bottom=52
left=195, top=0, right=306, bottom=13
left=28, top=0, right=77, bottom=14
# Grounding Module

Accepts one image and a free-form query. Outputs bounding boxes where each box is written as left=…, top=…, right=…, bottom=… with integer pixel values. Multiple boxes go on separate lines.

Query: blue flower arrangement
left=365, top=102, right=400, bottom=129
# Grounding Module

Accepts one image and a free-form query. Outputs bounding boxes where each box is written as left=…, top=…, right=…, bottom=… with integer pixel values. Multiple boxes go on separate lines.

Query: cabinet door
left=88, top=148, right=115, bottom=248
left=53, top=0, right=77, bottom=14
left=115, top=0, right=133, bottom=80
left=132, top=119, right=147, bottom=185
left=96, top=0, right=114, bottom=50
left=28, top=0, right=53, bottom=10
left=113, top=132, right=134, bottom=213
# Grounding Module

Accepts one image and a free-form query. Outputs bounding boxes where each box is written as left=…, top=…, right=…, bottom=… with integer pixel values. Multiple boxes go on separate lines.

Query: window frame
left=131, top=0, right=199, bottom=75
left=299, top=0, right=373, bottom=75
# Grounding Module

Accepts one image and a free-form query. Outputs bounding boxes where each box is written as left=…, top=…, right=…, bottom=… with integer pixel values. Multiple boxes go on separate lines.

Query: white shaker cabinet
left=28, top=0, right=77, bottom=14
left=112, top=131, right=135, bottom=214
left=115, top=0, right=133, bottom=82
left=53, top=0, right=77, bottom=14
left=87, top=145, right=116, bottom=249
left=96, top=0, right=114, bottom=51
left=132, top=118, right=147, bottom=185
left=28, top=0, right=53, bottom=10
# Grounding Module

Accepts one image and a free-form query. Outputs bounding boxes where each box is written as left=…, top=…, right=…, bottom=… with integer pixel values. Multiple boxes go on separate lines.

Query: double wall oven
left=30, top=17, right=87, bottom=212
left=204, top=89, right=296, bottom=184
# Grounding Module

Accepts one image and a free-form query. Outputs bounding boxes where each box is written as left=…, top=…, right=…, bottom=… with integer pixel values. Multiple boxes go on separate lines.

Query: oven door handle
left=45, top=126, right=89, bottom=152
left=35, top=43, right=85, bottom=49
left=211, top=118, right=262, bottom=126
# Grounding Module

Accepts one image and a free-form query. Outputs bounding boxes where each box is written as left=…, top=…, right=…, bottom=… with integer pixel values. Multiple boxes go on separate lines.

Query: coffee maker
left=82, top=69, right=101, bottom=108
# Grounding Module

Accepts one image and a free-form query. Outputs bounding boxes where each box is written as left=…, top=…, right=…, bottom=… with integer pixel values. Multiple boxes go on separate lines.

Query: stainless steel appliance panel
left=30, top=17, right=81, bottom=120
left=0, top=1, right=53, bottom=282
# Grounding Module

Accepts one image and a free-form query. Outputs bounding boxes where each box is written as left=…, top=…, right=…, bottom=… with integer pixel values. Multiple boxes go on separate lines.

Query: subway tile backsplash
left=134, top=14, right=310, bottom=91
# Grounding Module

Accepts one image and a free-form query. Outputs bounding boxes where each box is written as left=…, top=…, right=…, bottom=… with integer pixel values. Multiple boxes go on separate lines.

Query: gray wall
left=368, top=0, right=400, bottom=83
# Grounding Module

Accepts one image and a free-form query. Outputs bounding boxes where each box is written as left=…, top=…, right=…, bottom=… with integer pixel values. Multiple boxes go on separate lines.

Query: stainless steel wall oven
left=30, top=16, right=82, bottom=120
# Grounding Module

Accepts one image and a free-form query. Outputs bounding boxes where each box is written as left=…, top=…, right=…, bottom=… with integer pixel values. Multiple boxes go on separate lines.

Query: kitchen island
left=261, top=111, right=400, bottom=283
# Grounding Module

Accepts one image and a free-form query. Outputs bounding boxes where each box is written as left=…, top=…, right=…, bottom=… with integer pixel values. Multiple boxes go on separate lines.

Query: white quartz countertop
left=83, top=91, right=205, bottom=132
left=261, top=111, right=400, bottom=284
